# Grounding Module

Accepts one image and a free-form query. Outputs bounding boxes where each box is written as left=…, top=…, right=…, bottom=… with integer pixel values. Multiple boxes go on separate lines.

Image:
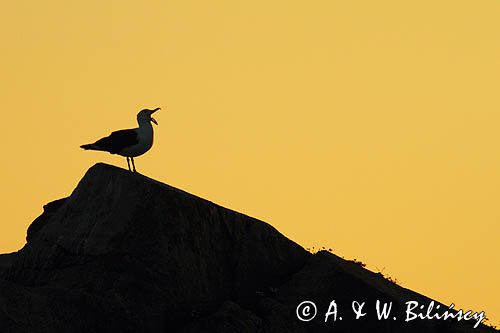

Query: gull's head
left=137, top=107, right=160, bottom=125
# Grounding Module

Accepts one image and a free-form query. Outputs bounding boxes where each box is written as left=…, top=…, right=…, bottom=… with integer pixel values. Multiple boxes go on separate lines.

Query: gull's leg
left=131, top=157, right=137, bottom=173
left=126, top=157, right=131, bottom=171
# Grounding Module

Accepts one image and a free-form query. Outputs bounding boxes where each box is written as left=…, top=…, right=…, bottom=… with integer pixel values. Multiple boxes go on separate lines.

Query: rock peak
left=0, top=164, right=495, bottom=332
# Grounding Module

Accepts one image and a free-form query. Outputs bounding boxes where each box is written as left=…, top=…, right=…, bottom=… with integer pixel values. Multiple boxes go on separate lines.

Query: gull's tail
left=80, top=143, right=101, bottom=151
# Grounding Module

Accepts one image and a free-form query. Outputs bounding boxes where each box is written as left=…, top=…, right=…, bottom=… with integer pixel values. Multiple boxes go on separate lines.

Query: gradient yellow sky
left=1, top=0, right=499, bottom=326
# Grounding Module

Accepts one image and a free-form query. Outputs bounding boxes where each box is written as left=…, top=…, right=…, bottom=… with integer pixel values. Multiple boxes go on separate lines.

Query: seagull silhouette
left=81, top=108, right=160, bottom=172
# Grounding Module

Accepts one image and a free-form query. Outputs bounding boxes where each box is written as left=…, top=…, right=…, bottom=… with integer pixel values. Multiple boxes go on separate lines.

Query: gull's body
left=81, top=108, right=160, bottom=172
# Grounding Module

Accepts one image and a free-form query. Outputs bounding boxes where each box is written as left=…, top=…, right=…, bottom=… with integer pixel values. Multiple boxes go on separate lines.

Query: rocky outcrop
left=0, top=163, right=495, bottom=332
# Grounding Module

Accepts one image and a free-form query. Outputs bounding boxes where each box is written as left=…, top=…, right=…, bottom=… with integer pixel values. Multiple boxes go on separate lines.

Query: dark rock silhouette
left=0, top=163, right=495, bottom=332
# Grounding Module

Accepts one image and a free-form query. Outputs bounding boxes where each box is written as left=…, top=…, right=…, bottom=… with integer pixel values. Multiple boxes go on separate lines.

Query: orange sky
left=0, top=0, right=498, bottom=326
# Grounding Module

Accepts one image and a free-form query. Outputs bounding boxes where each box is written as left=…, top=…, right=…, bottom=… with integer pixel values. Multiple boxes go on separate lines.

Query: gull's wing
left=92, top=128, right=139, bottom=154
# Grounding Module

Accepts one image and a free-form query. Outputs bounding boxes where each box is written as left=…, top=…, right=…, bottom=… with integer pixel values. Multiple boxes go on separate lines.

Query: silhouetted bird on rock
left=80, top=108, right=160, bottom=172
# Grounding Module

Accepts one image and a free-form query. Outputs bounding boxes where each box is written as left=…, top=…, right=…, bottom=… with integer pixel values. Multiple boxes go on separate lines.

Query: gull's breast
left=119, top=127, right=153, bottom=157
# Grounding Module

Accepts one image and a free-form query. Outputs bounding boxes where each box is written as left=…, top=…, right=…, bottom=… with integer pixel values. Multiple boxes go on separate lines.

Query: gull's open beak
left=150, top=107, right=160, bottom=125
